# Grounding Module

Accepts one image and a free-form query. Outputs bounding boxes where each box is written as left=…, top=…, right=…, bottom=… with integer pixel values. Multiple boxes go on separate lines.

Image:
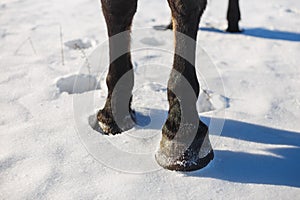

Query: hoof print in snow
left=64, top=38, right=97, bottom=50
left=56, top=74, right=100, bottom=94
left=133, top=111, right=151, bottom=127
left=197, top=90, right=230, bottom=113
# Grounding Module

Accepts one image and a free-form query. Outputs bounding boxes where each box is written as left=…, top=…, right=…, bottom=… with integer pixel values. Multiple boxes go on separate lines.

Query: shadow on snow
left=200, top=27, right=300, bottom=42
left=188, top=117, right=300, bottom=188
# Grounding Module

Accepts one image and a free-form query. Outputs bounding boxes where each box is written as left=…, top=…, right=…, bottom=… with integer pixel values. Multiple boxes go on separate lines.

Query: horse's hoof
left=155, top=128, right=214, bottom=171
left=156, top=149, right=214, bottom=171
left=226, top=29, right=242, bottom=33
left=226, top=26, right=242, bottom=33
left=97, top=109, right=136, bottom=135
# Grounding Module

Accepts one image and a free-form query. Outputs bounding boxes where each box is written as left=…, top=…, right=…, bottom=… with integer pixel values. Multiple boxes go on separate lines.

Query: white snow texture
left=1, top=0, right=300, bottom=199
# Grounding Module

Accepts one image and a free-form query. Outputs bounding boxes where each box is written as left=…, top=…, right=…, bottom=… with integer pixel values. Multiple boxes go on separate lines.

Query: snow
left=1, top=0, right=300, bottom=199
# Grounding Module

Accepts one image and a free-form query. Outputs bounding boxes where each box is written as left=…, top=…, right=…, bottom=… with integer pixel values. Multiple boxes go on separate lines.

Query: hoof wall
left=155, top=149, right=214, bottom=172
left=97, top=109, right=136, bottom=135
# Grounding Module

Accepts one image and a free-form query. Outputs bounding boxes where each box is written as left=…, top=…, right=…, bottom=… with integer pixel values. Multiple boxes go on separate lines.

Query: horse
left=97, top=0, right=241, bottom=171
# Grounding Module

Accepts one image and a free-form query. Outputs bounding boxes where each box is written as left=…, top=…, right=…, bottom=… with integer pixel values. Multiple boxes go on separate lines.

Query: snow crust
left=1, top=0, right=300, bottom=199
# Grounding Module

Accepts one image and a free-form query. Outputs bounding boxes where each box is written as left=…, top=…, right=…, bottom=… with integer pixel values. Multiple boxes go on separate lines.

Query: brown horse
left=97, top=0, right=241, bottom=171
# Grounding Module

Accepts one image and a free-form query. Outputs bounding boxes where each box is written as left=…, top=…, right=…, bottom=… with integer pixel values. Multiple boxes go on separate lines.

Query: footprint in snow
left=56, top=74, right=100, bottom=94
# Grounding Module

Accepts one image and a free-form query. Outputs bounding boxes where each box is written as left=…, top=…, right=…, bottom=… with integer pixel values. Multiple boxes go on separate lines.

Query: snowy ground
left=1, top=0, right=300, bottom=199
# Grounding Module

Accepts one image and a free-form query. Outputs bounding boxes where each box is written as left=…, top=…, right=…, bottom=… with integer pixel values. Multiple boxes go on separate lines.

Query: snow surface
left=1, top=0, right=300, bottom=199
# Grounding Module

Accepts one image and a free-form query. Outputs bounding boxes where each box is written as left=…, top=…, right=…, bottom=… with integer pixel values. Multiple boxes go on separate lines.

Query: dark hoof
left=155, top=128, right=214, bottom=171
left=226, top=24, right=242, bottom=33
left=226, top=28, right=242, bottom=33
left=156, top=150, right=214, bottom=171
left=97, top=109, right=136, bottom=135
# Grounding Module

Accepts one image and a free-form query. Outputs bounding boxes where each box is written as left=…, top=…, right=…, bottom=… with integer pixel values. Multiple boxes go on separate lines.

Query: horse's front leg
left=97, top=0, right=138, bottom=135
left=156, top=0, right=214, bottom=171
left=226, top=0, right=241, bottom=32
